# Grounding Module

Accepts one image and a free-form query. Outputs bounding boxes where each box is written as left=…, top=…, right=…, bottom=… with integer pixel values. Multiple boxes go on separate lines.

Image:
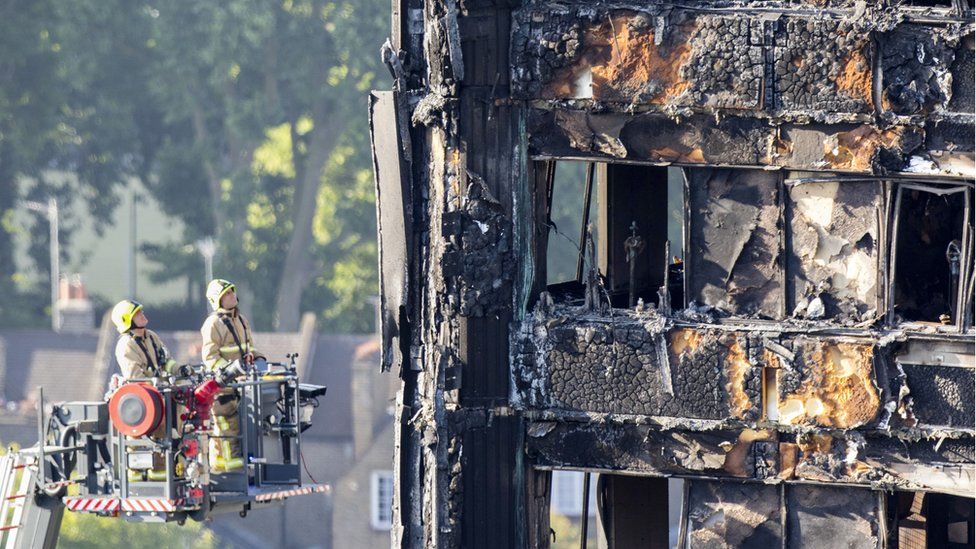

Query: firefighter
left=111, top=299, right=177, bottom=482
left=111, top=299, right=177, bottom=380
left=200, top=279, right=262, bottom=472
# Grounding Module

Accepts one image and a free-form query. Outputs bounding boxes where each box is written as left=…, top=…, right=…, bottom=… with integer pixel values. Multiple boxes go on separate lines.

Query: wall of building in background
left=332, top=423, right=396, bottom=548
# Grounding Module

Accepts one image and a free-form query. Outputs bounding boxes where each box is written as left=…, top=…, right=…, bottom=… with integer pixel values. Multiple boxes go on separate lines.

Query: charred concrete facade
left=372, top=0, right=975, bottom=546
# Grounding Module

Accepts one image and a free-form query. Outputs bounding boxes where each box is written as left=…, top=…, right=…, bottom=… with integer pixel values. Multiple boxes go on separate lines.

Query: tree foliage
left=0, top=0, right=387, bottom=333
left=549, top=512, right=598, bottom=549
left=58, top=511, right=216, bottom=549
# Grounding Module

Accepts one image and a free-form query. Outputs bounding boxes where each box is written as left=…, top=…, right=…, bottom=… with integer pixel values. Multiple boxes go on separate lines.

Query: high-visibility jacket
left=115, top=329, right=176, bottom=379
left=200, top=308, right=263, bottom=371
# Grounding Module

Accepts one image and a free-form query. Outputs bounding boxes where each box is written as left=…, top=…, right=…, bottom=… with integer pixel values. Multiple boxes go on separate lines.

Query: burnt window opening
left=886, top=491, right=975, bottom=548
left=891, top=184, right=972, bottom=326
left=904, top=0, right=954, bottom=8
left=689, top=168, right=784, bottom=319
left=545, top=161, right=599, bottom=293
left=597, top=164, right=685, bottom=310
left=548, top=470, right=598, bottom=546
left=554, top=473, right=678, bottom=548
left=541, top=162, right=684, bottom=310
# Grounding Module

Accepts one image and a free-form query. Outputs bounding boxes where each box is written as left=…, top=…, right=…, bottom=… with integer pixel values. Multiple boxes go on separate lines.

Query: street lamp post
left=128, top=189, right=138, bottom=297
left=196, top=236, right=216, bottom=286
left=25, top=198, right=60, bottom=332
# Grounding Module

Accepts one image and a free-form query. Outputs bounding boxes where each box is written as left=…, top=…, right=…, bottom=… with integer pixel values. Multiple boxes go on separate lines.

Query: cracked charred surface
left=516, top=301, right=972, bottom=434
left=516, top=302, right=973, bottom=494
left=527, top=310, right=763, bottom=420
left=511, top=9, right=686, bottom=102
left=546, top=14, right=698, bottom=104
left=881, top=26, right=957, bottom=115
left=900, top=364, right=975, bottom=429
left=778, top=339, right=880, bottom=428
left=442, top=174, right=513, bottom=317
left=516, top=3, right=975, bottom=177
left=680, top=17, right=763, bottom=109
left=948, top=34, right=975, bottom=113
left=588, top=17, right=694, bottom=104
left=774, top=19, right=874, bottom=113
left=923, top=118, right=976, bottom=176
left=515, top=10, right=764, bottom=108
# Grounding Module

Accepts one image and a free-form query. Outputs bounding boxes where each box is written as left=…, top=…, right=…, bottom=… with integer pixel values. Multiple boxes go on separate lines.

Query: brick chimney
left=57, top=274, right=95, bottom=333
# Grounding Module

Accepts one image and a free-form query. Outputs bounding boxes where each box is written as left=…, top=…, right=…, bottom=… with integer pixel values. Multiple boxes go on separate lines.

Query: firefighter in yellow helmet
left=200, top=279, right=263, bottom=472
left=111, top=300, right=177, bottom=380
left=111, top=299, right=178, bottom=482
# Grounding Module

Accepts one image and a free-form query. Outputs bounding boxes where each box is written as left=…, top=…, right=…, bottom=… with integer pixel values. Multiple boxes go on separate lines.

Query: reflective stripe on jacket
left=200, top=308, right=262, bottom=370
left=115, top=329, right=175, bottom=379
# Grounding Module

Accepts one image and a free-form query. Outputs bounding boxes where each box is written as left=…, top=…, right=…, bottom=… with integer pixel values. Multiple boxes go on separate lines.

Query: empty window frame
left=544, top=161, right=598, bottom=289
left=551, top=470, right=598, bottom=517
left=540, top=161, right=685, bottom=310
left=548, top=472, right=680, bottom=549
left=598, top=474, right=680, bottom=548
left=597, top=164, right=685, bottom=309
left=889, top=182, right=973, bottom=327
left=886, top=491, right=975, bottom=548
left=547, top=470, right=599, bottom=548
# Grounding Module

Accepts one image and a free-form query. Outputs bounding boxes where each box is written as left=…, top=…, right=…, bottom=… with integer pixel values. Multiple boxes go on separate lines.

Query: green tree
left=0, top=0, right=155, bottom=328
left=1, top=0, right=387, bottom=333
left=549, top=512, right=599, bottom=549
left=134, top=0, right=387, bottom=331
left=307, top=128, right=379, bottom=333
left=58, top=512, right=216, bottom=549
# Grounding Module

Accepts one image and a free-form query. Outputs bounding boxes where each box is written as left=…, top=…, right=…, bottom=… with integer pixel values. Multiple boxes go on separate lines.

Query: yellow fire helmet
left=111, top=299, right=143, bottom=333
left=206, top=279, right=236, bottom=311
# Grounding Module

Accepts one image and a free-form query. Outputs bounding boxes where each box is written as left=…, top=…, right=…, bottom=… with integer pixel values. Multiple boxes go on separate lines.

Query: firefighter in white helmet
left=200, top=279, right=263, bottom=472
left=111, top=300, right=177, bottom=380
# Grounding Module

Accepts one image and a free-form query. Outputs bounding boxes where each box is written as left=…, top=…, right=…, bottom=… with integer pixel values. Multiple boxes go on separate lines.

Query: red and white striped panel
left=41, top=480, right=76, bottom=492
left=120, top=498, right=183, bottom=513
left=64, top=497, right=120, bottom=513
left=254, top=484, right=329, bottom=502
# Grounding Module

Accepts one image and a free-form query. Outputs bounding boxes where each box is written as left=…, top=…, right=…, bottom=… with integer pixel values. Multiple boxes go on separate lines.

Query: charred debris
left=371, top=0, right=975, bottom=546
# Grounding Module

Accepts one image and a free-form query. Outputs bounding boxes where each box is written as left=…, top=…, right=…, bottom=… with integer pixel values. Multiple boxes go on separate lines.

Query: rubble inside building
left=372, top=0, right=975, bottom=546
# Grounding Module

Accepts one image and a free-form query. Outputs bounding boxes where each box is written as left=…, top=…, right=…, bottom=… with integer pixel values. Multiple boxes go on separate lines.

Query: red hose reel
left=109, top=383, right=164, bottom=437
left=109, top=379, right=222, bottom=437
